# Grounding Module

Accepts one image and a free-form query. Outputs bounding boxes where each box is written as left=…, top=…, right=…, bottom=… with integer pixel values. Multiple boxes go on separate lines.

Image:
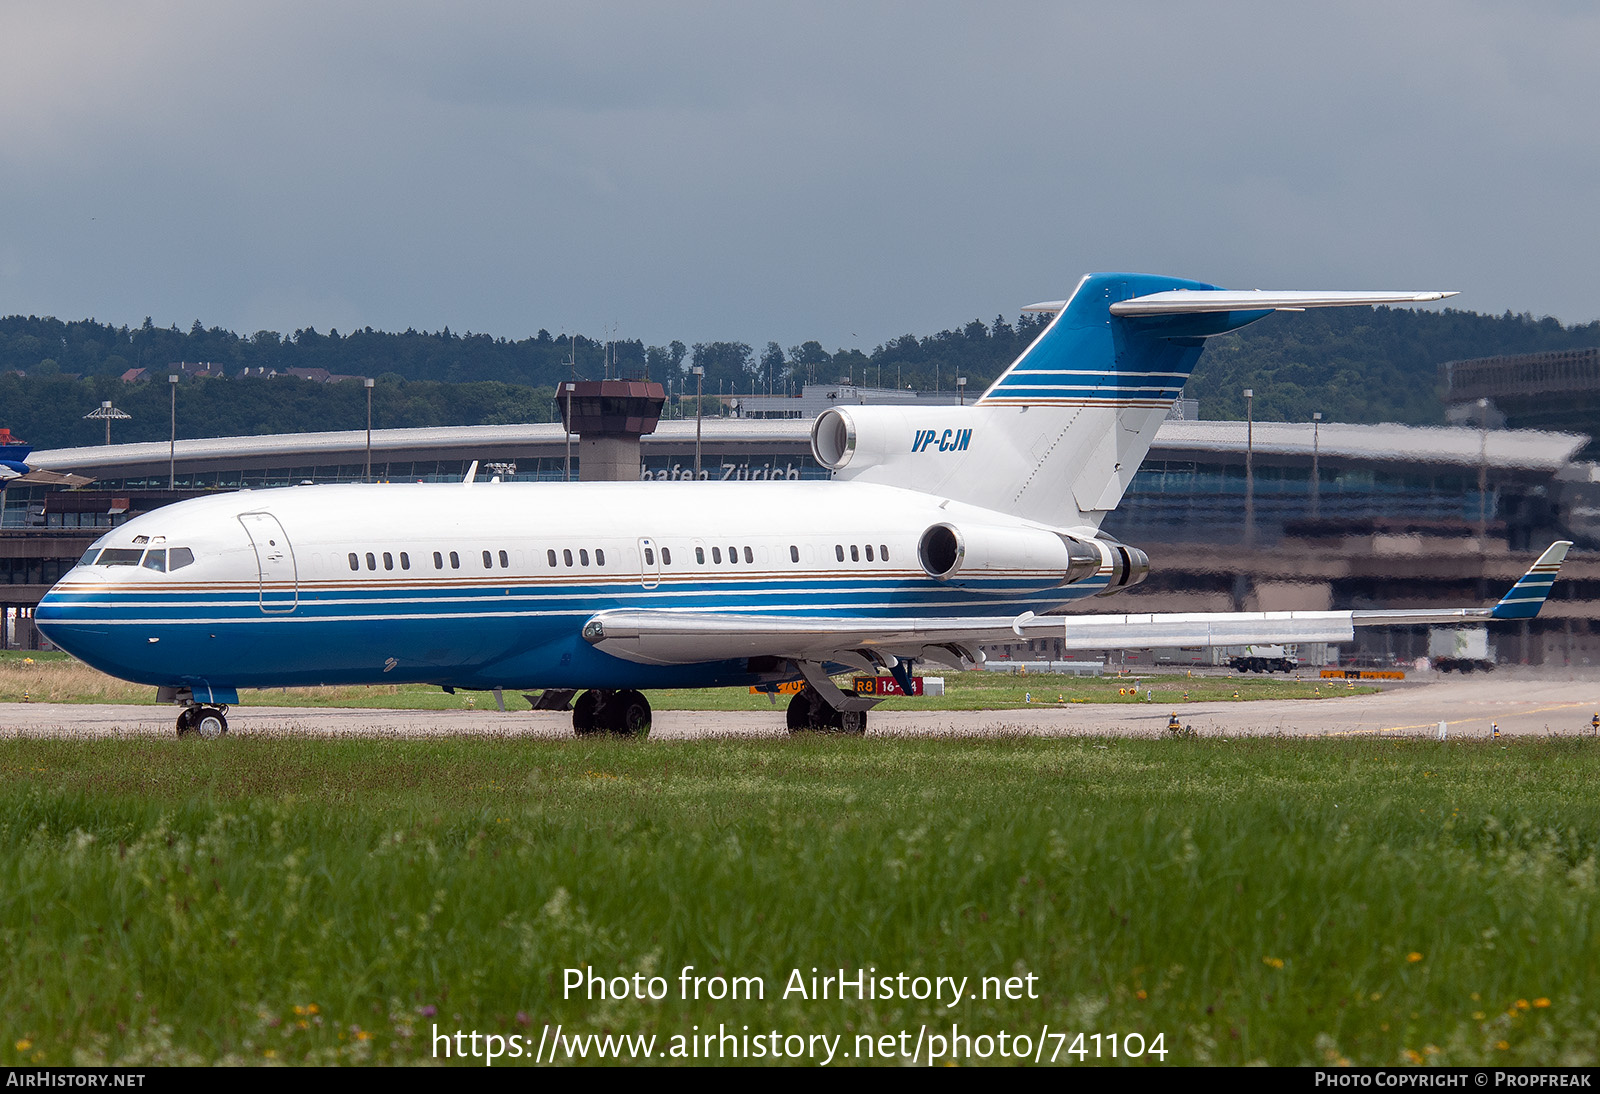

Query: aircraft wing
left=584, top=542, right=1570, bottom=670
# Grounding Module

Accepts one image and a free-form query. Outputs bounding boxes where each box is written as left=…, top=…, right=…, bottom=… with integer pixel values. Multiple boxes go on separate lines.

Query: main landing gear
left=572, top=689, right=652, bottom=737
left=785, top=686, right=867, bottom=735
left=176, top=704, right=229, bottom=739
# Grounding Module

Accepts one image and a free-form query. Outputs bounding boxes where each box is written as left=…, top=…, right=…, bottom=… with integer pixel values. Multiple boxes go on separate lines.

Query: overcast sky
left=2, top=1, right=1597, bottom=352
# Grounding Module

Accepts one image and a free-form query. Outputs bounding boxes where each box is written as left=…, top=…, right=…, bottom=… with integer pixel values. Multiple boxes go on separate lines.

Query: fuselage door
left=237, top=512, right=299, bottom=613
left=638, top=537, right=661, bottom=590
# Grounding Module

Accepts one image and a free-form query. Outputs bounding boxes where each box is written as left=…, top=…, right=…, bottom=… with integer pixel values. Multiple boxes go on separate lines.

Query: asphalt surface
left=4, top=670, right=1600, bottom=739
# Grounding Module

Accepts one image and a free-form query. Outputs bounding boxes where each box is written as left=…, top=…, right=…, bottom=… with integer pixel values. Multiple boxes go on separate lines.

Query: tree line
left=1, top=304, right=1597, bottom=449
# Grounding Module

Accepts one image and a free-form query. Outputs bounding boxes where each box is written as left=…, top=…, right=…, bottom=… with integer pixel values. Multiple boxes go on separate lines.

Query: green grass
left=2, top=735, right=1597, bottom=1066
left=1, top=649, right=1368, bottom=709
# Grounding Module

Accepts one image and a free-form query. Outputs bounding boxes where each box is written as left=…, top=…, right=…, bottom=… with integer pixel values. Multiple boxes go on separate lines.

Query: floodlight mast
left=83, top=400, right=132, bottom=445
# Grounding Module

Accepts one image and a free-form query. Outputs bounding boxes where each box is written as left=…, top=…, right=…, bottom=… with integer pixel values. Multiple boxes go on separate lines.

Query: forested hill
left=2, top=305, right=1598, bottom=449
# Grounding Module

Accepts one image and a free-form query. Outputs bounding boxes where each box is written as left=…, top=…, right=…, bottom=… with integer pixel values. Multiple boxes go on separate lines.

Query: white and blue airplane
left=34, top=273, right=1571, bottom=738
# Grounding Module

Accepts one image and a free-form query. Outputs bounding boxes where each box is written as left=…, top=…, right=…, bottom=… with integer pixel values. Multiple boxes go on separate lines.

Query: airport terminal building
left=5, top=389, right=1600, bottom=666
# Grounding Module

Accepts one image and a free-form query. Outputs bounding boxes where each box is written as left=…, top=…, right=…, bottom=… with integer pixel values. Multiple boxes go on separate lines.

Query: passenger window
left=564, top=549, right=573, bottom=567
left=349, top=553, right=360, bottom=571
left=383, top=552, right=394, bottom=571
left=169, top=547, right=195, bottom=570
left=790, top=545, right=799, bottom=563
left=644, top=547, right=654, bottom=566
left=498, top=550, right=509, bottom=568
left=99, top=549, right=143, bottom=566
left=835, top=544, right=845, bottom=562
left=695, top=547, right=705, bottom=564
left=662, top=547, right=672, bottom=565
left=728, top=546, right=738, bottom=564
left=142, top=549, right=167, bottom=572
left=850, top=545, right=859, bottom=562
left=579, top=549, right=590, bottom=566
left=482, top=550, right=493, bottom=568
left=434, top=551, right=443, bottom=569
left=595, top=548, right=605, bottom=566
left=548, top=549, right=558, bottom=567
left=79, top=549, right=101, bottom=566
left=366, top=552, right=377, bottom=571
left=712, top=547, right=722, bottom=564
left=880, top=544, right=889, bottom=561
left=449, top=551, right=460, bottom=569
left=400, top=552, right=410, bottom=570
left=865, top=545, right=874, bottom=562
left=744, top=546, right=753, bottom=564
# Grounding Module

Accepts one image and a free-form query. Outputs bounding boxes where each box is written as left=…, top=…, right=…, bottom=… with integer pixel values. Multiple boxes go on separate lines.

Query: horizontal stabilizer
left=1109, top=290, right=1457, bottom=316
left=1022, top=290, right=1457, bottom=315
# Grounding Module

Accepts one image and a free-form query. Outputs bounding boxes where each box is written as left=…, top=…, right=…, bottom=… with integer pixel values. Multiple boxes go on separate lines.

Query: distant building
left=120, top=368, right=148, bottom=383
left=169, top=361, right=226, bottom=379
left=285, top=367, right=364, bottom=384
left=1440, top=345, right=1600, bottom=453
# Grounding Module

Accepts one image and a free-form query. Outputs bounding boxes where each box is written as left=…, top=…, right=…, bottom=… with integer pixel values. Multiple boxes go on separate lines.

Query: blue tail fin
left=1491, top=541, right=1572, bottom=619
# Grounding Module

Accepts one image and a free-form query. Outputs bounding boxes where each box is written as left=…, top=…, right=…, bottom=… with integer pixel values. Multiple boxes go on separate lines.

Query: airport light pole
left=1477, top=397, right=1489, bottom=540
left=168, top=374, right=179, bottom=490
left=957, top=376, right=967, bottom=406
left=693, top=366, right=704, bottom=478
left=364, top=378, right=375, bottom=482
left=1243, top=388, right=1255, bottom=547
left=1310, top=411, right=1321, bottom=521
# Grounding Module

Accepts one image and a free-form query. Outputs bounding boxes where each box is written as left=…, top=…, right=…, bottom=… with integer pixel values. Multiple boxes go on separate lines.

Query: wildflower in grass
left=1404, top=1049, right=1424, bottom=1064
left=1496, top=1041, right=1510, bottom=1051
left=15, top=1040, right=31, bottom=1052
left=1136, top=990, right=1147, bottom=1000
left=1262, top=956, right=1284, bottom=969
left=1515, top=999, right=1530, bottom=1010
left=1406, top=952, right=1423, bottom=963
left=1533, top=998, right=1550, bottom=1008
left=418, top=1005, right=436, bottom=1018
left=1473, top=1012, right=1486, bottom=1020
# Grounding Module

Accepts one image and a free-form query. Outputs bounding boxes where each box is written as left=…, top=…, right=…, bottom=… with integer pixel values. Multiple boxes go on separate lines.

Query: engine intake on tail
left=917, top=521, right=1103, bottom=594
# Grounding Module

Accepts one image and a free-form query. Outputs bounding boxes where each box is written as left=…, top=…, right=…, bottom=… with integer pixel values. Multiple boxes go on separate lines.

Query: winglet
left=1491, top=541, right=1572, bottom=620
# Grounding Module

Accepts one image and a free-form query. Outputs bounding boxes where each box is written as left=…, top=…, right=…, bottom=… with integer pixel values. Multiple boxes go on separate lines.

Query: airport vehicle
left=1228, top=645, right=1298, bottom=674
left=33, top=273, right=1571, bottom=738
left=1427, top=627, right=1495, bottom=673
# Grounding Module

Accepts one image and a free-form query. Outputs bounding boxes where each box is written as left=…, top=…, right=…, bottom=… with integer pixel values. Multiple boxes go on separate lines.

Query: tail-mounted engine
left=917, top=521, right=1108, bottom=594
left=1095, top=536, right=1150, bottom=595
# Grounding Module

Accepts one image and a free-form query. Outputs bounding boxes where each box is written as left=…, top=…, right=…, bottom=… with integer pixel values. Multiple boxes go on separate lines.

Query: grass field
left=2, top=733, right=1597, bottom=1066
left=0, top=649, right=1369, bottom=711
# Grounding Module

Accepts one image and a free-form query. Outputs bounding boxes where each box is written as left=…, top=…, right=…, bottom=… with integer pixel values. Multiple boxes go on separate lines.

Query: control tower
left=556, top=380, right=667, bottom=481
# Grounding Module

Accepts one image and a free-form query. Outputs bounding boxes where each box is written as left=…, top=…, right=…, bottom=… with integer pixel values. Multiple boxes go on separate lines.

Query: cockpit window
left=169, top=547, right=195, bottom=570
left=141, top=549, right=167, bottom=572
left=80, top=549, right=101, bottom=566
left=99, top=548, right=144, bottom=566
